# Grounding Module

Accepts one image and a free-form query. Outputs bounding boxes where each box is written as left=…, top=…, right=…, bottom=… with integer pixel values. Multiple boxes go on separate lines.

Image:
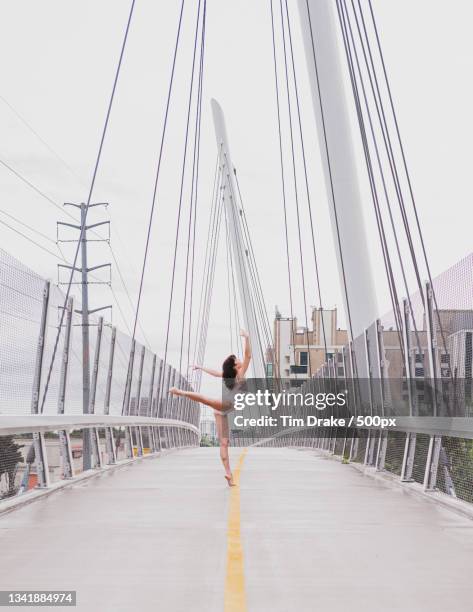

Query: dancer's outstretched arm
left=239, top=330, right=252, bottom=377
left=191, top=365, right=222, bottom=378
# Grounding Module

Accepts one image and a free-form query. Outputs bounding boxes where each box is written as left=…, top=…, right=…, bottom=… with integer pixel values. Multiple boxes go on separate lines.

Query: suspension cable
left=364, top=0, right=450, bottom=360
left=180, top=1, right=207, bottom=376
left=39, top=0, right=137, bottom=413
left=130, top=0, right=185, bottom=345
left=284, top=0, right=329, bottom=361
left=269, top=0, right=298, bottom=377
left=162, top=0, right=203, bottom=373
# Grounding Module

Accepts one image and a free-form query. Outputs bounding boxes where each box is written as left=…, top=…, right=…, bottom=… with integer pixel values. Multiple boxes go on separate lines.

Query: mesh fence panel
left=334, top=436, right=344, bottom=456
left=140, top=350, right=154, bottom=417
left=110, top=330, right=131, bottom=416
left=0, top=251, right=45, bottom=415
left=412, top=433, right=430, bottom=485
left=353, top=432, right=368, bottom=463
left=0, top=433, right=27, bottom=498
left=67, top=333, right=84, bottom=415
left=0, top=247, right=194, bottom=427
left=436, top=436, right=473, bottom=504
left=94, top=324, right=112, bottom=415
left=97, top=429, right=107, bottom=464
left=43, top=432, right=65, bottom=484
left=384, top=430, right=406, bottom=476
left=41, top=285, right=66, bottom=415
left=113, top=427, right=127, bottom=460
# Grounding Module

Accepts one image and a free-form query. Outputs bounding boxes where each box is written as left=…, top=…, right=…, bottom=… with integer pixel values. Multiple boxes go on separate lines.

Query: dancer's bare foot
left=169, top=387, right=182, bottom=396
left=224, top=473, right=236, bottom=487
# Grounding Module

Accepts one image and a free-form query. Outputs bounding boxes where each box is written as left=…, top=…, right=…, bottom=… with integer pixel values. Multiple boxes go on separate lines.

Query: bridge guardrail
left=0, top=247, right=200, bottom=501
left=258, top=254, right=473, bottom=507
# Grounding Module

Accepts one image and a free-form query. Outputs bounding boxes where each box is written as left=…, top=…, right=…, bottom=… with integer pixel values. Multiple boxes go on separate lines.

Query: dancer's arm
left=191, top=365, right=222, bottom=378
left=239, top=330, right=251, bottom=377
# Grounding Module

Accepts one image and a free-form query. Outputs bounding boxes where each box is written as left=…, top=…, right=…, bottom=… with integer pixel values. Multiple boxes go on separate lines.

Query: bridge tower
left=296, top=0, right=378, bottom=340
left=211, top=98, right=266, bottom=379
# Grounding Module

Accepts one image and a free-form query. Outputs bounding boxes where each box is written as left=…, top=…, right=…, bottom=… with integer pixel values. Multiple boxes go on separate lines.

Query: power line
left=0, top=130, right=145, bottom=347
left=0, top=92, right=147, bottom=345
left=0, top=93, right=87, bottom=188
left=0, top=217, right=68, bottom=262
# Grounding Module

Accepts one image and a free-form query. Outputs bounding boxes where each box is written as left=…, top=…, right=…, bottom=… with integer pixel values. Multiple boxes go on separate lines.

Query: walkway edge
left=308, top=448, right=473, bottom=521
left=0, top=448, right=186, bottom=519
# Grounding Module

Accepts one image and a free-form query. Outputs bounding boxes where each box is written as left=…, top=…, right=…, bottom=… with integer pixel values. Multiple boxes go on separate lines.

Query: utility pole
left=57, top=202, right=112, bottom=470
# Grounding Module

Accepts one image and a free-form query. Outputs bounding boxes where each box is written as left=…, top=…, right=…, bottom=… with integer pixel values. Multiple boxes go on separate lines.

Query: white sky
left=0, top=0, right=471, bottom=402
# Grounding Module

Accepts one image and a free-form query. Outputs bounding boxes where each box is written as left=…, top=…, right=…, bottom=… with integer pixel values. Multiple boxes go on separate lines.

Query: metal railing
left=0, top=248, right=199, bottom=501
left=256, top=254, right=473, bottom=508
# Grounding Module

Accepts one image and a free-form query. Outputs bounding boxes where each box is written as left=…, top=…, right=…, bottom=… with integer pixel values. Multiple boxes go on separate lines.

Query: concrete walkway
left=0, top=447, right=472, bottom=611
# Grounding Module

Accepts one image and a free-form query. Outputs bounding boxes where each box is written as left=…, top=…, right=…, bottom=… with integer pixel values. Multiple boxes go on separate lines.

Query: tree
left=0, top=436, right=24, bottom=498
left=200, top=435, right=218, bottom=447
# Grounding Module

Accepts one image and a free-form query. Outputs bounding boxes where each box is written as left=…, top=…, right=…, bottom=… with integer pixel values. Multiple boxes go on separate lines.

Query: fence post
left=161, top=364, right=171, bottom=448
left=400, top=301, right=418, bottom=480
left=424, top=281, right=439, bottom=417
left=402, top=299, right=415, bottom=416
left=89, top=317, right=103, bottom=415
left=89, top=317, right=104, bottom=468
left=375, top=320, right=388, bottom=470
left=134, top=345, right=145, bottom=457
left=166, top=369, right=176, bottom=420
left=364, top=329, right=375, bottom=466
left=154, top=360, right=164, bottom=452
left=345, top=343, right=357, bottom=461
left=424, top=435, right=442, bottom=491
left=123, top=339, right=136, bottom=458
left=31, top=280, right=51, bottom=488
left=31, top=280, right=50, bottom=415
left=58, top=297, right=74, bottom=415
left=57, top=296, right=75, bottom=479
left=401, top=432, right=416, bottom=482
left=104, top=326, right=116, bottom=464
left=32, top=432, right=50, bottom=489
left=147, top=354, right=157, bottom=452
left=341, top=345, right=350, bottom=460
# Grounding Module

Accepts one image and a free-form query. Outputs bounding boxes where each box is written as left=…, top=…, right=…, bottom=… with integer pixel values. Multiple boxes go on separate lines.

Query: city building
left=270, top=307, right=348, bottom=382
left=200, top=416, right=217, bottom=441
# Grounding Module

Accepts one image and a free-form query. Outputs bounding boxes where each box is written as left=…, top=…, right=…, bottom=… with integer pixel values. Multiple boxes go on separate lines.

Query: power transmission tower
left=57, top=202, right=112, bottom=470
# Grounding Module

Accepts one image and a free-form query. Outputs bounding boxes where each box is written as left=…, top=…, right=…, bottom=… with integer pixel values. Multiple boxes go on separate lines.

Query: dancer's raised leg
left=169, top=387, right=228, bottom=413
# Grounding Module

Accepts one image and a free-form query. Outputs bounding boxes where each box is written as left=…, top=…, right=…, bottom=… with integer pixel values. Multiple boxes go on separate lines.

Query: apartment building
left=270, top=307, right=348, bottom=381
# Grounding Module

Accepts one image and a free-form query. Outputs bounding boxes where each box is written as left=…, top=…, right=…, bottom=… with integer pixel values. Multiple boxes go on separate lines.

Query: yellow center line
left=224, top=448, right=248, bottom=612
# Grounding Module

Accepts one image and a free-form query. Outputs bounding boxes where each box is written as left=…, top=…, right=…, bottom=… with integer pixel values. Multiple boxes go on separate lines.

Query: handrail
left=0, top=415, right=199, bottom=436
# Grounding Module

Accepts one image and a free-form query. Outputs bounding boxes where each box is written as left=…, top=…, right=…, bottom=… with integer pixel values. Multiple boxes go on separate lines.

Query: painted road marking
left=224, top=448, right=248, bottom=612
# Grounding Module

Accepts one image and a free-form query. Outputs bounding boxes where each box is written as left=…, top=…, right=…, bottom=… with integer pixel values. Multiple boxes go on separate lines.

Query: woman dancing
left=169, top=330, right=251, bottom=486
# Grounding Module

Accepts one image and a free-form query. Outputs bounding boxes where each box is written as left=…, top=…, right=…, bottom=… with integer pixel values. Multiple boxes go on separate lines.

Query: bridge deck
left=0, top=447, right=472, bottom=611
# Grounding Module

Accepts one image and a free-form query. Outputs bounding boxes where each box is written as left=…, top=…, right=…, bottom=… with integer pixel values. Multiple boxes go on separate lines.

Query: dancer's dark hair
left=222, top=354, right=237, bottom=389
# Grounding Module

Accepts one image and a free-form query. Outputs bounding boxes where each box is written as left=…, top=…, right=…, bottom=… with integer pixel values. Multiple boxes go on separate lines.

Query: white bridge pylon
left=297, top=0, right=378, bottom=339
left=211, top=98, right=266, bottom=379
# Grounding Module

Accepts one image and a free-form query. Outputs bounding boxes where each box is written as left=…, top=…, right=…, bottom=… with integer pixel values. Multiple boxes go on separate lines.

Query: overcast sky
left=0, top=0, right=472, bottom=401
